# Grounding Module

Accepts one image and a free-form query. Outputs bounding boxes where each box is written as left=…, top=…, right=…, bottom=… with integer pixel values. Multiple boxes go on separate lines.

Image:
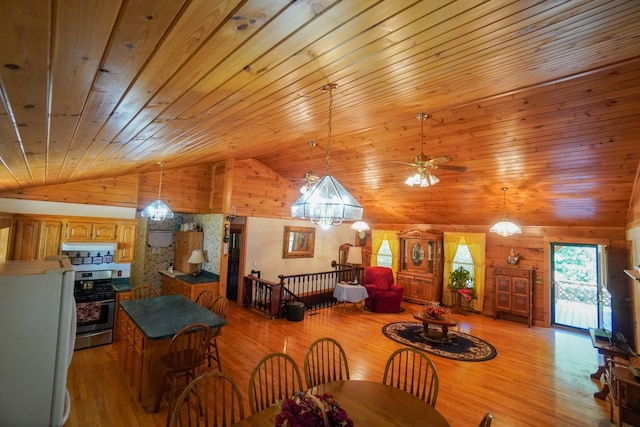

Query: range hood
left=61, top=242, right=118, bottom=253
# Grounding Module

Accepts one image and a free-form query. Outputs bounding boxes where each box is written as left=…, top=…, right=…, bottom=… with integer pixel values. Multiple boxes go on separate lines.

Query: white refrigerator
left=0, top=257, right=76, bottom=426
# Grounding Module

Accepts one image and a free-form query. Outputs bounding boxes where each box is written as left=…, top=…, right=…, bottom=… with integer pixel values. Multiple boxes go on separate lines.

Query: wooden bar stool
left=160, top=322, right=213, bottom=427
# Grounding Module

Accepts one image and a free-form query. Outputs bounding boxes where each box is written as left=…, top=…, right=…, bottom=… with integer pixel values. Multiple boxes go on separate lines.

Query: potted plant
left=447, top=266, right=477, bottom=313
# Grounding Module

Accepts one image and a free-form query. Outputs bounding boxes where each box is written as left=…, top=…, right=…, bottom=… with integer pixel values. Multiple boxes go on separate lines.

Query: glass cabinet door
left=427, top=240, right=434, bottom=273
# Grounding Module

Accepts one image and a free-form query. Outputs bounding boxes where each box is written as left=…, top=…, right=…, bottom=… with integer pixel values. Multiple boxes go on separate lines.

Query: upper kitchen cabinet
left=38, top=220, right=63, bottom=260
left=64, top=220, right=117, bottom=241
left=10, top=217, right=62, bottom=261
left=116, top=221, right=137, bottom=263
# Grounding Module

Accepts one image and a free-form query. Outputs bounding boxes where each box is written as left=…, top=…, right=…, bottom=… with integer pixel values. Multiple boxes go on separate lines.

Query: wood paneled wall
left=0, top=175, right=140, bottom=207
left=228, top=159, right=298, bottom=219
left=137, top=165, right=213, bottom=214
left=366, top=223, right=627, bottom=327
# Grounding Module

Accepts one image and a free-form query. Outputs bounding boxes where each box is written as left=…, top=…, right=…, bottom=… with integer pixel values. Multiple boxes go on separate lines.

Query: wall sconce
left=224, top=223, right=230, bottom=243
left=187, top=249, right=206, bottom=276
left=226, top=206, right=236, bottom=223
left=350, top=221, right=370, bottom=246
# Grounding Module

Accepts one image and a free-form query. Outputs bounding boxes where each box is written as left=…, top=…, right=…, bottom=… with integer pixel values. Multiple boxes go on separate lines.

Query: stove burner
left=73, top=270, right=115, bottom=303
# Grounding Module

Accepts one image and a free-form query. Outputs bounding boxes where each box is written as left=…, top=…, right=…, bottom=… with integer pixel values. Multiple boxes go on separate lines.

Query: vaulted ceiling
left=1, top=1, right=639, bottom=227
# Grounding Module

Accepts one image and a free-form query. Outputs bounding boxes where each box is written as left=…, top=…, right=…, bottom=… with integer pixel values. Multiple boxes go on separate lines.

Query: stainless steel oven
left=73, top=270, right=116, bottom=350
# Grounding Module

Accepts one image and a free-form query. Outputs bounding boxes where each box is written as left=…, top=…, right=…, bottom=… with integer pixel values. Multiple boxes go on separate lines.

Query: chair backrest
left=248, top=352, right=304, bottom=414
left=195, top=290, right=216, bottom=311
left=382, top=347, right=439, bottom=406
left=169, top=371, right=245, bottom=427
left=304, top=337, right=350, bottom=388
left=211, top=296, right=229, bottom=318
left=163, top=323, right=213, bottom=372
left=131, top=285, right=158, bottom=300
left=479, top=412, right=493, bottom=427
left=364, top=266, right=394, bottom=291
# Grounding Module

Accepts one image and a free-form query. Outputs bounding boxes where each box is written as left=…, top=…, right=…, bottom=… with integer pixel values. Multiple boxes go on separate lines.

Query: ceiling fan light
left=405, top=171, right=439, bottom=187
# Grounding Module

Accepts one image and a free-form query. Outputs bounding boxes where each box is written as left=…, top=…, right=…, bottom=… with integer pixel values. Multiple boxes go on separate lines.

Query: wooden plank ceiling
left=0, top=0, right=639, bottom=227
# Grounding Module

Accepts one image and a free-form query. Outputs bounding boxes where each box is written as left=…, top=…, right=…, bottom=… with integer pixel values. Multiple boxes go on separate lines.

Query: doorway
left=226, top=228, right=242, bottom=302
left=551, top=243, right=611, bottom=331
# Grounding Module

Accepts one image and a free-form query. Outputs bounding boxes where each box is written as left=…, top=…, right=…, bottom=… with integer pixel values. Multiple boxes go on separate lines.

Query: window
left=452, top=244, right=474, bottom=277
left=376, top=240, right=392, bottom=268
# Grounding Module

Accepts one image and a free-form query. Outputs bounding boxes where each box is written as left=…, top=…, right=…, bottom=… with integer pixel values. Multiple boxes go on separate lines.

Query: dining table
left=231, top=380, right=451, bottom=426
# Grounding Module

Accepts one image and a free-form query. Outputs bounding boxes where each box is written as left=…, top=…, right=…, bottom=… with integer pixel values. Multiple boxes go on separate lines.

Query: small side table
left=333, top=282, right=368, bottom=310
left=611, top=366, right=640, bottom=426
left=412, top=312, right=459, bottom=345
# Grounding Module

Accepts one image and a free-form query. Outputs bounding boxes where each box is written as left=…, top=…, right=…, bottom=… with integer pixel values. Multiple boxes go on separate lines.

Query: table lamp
left=187, top=249, right=206, bottom=276
left=346, top=246, right=362, bottom=284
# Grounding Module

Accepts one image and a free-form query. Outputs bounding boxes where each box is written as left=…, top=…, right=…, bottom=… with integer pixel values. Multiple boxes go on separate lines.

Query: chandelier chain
left=158, top=161, right=164, bottom=200
left=324, top=84, right=335, bottom=175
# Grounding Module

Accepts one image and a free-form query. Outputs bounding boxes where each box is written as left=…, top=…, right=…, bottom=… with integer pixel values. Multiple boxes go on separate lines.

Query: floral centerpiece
left=275, top=391, right=353, bottom=427
left=423, top=301, right=448, bottom=320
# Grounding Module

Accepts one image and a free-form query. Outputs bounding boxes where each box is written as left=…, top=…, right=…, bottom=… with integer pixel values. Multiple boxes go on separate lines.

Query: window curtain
left=443, top=232, right=486, bottom=312
left=371, top=230, right=400, bottom=276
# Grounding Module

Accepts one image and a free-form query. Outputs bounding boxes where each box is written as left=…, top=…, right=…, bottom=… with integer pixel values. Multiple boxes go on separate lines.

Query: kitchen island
left=119, top=294, right=225, bottom=412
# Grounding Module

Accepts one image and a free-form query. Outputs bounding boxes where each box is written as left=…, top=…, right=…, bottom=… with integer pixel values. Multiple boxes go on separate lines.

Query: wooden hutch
left=396, top=229, right=444, bottom=304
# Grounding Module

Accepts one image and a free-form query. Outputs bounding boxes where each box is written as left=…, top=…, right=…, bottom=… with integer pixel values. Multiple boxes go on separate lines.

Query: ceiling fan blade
left=435, top=164, right=467, bottom=172
left=429, top=156, right=452, bottom=164
left=389, top=160, right=418, bottom=166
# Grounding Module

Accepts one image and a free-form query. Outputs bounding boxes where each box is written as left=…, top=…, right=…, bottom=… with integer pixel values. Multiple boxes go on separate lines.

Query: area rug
left=382, top=322, right=497, bottom=362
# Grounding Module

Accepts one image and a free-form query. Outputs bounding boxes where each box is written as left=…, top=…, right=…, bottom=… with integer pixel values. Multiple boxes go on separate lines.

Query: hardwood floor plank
left=66, top=301, right=610, bottom=426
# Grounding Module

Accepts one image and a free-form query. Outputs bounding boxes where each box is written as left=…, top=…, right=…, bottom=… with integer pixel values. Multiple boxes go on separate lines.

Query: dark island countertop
left=112, top=277, right=133, bottom=292
left=158, top=269, right=220, bottom=284
left=119, top=294, right=226, bottom=340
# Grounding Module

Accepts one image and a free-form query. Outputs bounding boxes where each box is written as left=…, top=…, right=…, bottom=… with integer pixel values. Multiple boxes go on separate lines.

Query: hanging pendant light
left=140, top=161, right=175, bottom=221
left=291, top=83, right=363, bottom=229
left=489, top=187, right=521, bottom=236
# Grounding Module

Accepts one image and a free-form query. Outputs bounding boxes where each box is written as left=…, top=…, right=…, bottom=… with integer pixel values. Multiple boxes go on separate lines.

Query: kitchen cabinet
left=495, top=266, right=533, bottom=327
left=161, top=273, right=218, bottom=301
left=64, top=220, right=117, bottom=241
left=396, top=229, right=443, bottom=304
left=38, top=220, right=62, bottom=260
left=114, top=290, right=131, bottom=342
left=174, top=231, right=204, bottom=274
left=11, top=218, right=40, bottom=260
left=119, top=313, right=144, bottom=400
left=116, top=221, right=137, bottom=263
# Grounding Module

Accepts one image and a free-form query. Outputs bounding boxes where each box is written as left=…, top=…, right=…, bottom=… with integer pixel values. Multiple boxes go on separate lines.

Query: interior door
left=226, top=228, right=242, bottom=302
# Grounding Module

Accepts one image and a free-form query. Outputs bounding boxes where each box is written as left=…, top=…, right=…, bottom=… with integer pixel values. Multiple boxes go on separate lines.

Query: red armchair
left=363, top=266, right=404, bottom=313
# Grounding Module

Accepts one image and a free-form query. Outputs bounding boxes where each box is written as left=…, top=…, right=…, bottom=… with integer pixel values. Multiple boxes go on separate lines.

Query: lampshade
left=346, top=246, right=362, bottom=265
left=291, top=83, right=363, bottom=229
left=188, top=249, right=206, bottom=264
left=490, top=187, right=521, bottom=236
left=140, top=162, right=174, bottom=221
left=291, top=175, right=363, bottom=229
left=405, top=171, right=440, bottom=187
left=350, top=221, right=370, bottom=232
left=489, top=220, right=522, bottom=236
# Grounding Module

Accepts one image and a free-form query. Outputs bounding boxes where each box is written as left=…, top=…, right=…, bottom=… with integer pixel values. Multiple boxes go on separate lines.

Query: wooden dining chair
left=248, top=352, right=304, bottom=414
left=195, top=289, right=216, bottom=311
left=478, top=412, right=493, bottom=427
left=303, top=337, right=350, bottom=388
left=207, top=296, right=229, bottom=371
left=168, top=371, right=245, bottom=427
left=131, top=284, right=158, bottom=299
left=160, top=323, right=214, bottom=427
left=383, top=347, right=439, bottom=407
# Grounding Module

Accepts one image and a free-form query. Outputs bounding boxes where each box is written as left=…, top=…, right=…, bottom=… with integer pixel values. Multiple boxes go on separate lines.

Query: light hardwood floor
left=66, top=300, right=611, bottom=426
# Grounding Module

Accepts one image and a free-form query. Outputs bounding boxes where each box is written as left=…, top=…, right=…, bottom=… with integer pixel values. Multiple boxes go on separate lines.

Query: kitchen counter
left=111, top=277, right=133, bottom=292
left=119, top=294, right=226, bottom=340
left=175, top=270, right=220, bottom=284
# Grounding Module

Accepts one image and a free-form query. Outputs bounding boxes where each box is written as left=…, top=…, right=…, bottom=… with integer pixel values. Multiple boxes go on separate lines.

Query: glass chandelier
left=489, top=187, right=521, bottom=236
left=140, top=161, right=175, bottom=221
left=291, top=83, right=363, bottom=229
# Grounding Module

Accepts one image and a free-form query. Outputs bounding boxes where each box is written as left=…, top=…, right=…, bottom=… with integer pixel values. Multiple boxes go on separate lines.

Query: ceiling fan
left=293, top=141, right=320, bottom=193
left=393, top=113, right=467, bottom=187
